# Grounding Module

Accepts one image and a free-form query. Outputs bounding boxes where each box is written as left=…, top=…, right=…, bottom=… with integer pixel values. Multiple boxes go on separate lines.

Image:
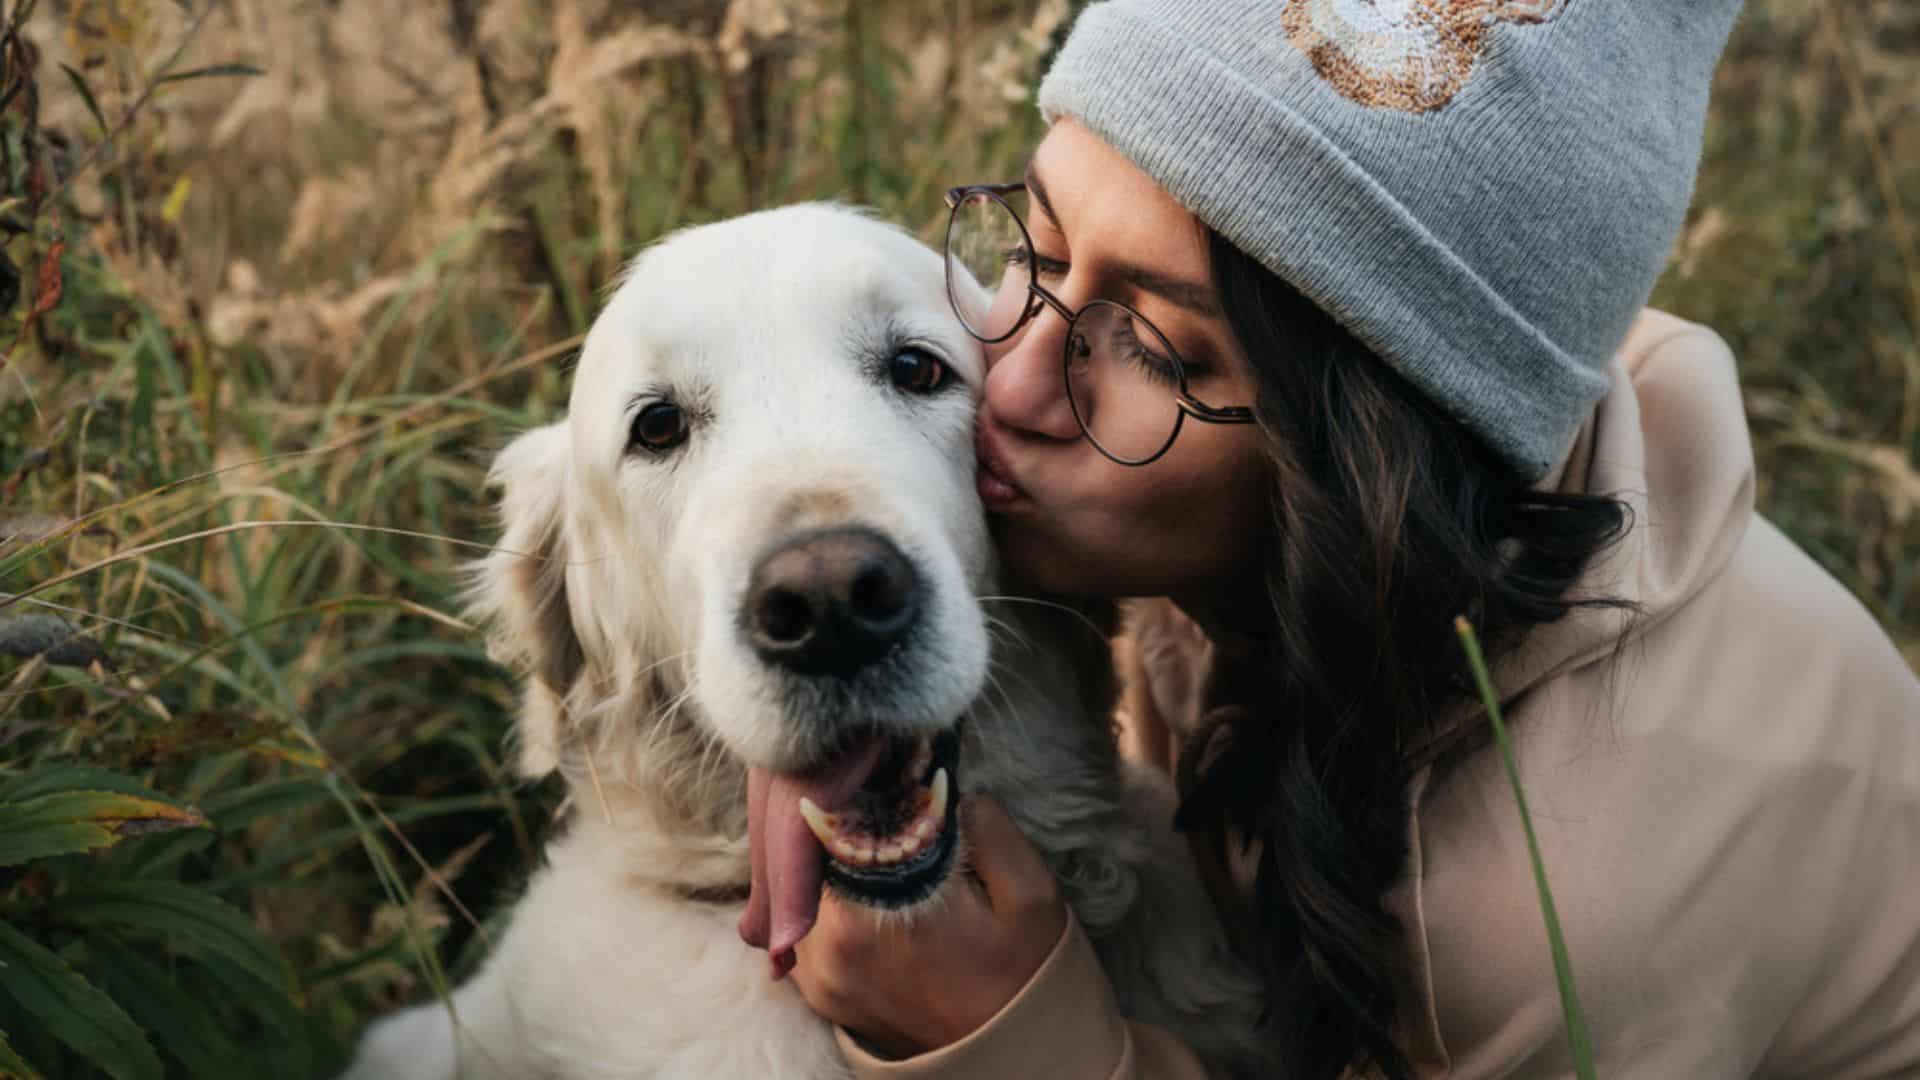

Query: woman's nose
left=983, top=304, right=1082, bottom=441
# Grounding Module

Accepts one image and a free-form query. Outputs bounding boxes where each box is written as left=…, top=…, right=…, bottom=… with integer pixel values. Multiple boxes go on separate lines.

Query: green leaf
left=82, top=938, right=235, bottom=1080
left=1455, top=618, right=1596, bottom=1080
left=190, top=948, right=309, bottom=1058
left=0, top=921, right=162, bottom=1080
left=155, top=63, right=264, bottom=86
left=58, top=64, right=109, bottom=138
left=0, top=1029, right=42, bottom=1079
left=0, top=767, right=166, bottom=804
left=0, top=792, right=207, bottom=868
left=58, top=882, right=290, bottom=994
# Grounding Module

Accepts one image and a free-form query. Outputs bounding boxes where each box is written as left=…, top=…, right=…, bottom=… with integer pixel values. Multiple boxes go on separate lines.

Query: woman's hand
left=788, top=796, right=1068, bottom=1060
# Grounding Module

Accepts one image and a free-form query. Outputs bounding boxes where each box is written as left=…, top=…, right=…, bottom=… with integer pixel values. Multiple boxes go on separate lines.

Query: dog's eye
left=887, top=348, right=949, bottom=396
left=631, top=401, right=690, bottom=452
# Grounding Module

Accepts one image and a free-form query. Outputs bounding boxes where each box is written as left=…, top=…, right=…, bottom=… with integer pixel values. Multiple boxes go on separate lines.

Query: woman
left=777, top=2, right=1920, bottom=1076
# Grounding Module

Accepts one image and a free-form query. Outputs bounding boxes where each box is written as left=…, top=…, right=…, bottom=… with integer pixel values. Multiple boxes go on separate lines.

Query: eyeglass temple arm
left=1179, top=397, right=1257, bottom=424
left=943, top=181, right=1027, bottom=209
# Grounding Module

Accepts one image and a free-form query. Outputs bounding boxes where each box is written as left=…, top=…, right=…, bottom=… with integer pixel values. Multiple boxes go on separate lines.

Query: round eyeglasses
left=943, top=183, right=1255, bottom=466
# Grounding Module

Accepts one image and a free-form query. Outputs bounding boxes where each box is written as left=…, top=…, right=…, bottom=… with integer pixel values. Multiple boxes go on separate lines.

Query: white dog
left=344, top=205, right=1264, bottom=1079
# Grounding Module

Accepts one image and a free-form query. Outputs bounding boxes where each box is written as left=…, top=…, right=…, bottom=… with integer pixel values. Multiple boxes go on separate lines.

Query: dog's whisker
left=631, top=649, right=696, bottom=687
left=982, top=614, right=1036, bottom=658
left=973, top=670, right=1043, bottom=765
left=978, top=594, right=1108, bottom=641
left=583, top=741, right=615, bottom=826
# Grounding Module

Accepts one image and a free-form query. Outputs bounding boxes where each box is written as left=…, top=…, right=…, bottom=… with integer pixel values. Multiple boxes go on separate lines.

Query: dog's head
left=474, top=205, right=995, bottom=931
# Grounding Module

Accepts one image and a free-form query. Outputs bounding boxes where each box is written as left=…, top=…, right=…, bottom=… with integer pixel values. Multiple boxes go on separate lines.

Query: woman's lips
left=974, top=427, right=1029, bottom=511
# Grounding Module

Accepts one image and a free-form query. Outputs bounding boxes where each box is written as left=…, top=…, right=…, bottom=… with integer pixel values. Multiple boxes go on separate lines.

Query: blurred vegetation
left=0, top=0, right=1912, bottom=1076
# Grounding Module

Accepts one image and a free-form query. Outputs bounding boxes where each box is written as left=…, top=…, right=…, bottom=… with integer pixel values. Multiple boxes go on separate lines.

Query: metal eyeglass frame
left=943, top=182, right=1256, bottom=466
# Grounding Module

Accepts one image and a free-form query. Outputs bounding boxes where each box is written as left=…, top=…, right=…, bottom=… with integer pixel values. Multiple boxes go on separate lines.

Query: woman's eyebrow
left=1025, top=163, right=1062, bottom=227
left=1112, top=263, right=1221, bottom=316
left=1024, top=163, right=1221, bottom=318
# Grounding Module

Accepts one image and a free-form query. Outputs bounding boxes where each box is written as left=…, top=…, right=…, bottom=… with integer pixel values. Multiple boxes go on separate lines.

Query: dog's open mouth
left=742, top=724, right=964, bottom=970
left=807, top=726, right=961, bottom=906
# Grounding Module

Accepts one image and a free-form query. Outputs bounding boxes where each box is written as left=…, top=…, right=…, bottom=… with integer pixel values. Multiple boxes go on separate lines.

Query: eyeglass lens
left=947, top=190, right=1187, bottom=464
left=946, top=191, right=1033, bottom=342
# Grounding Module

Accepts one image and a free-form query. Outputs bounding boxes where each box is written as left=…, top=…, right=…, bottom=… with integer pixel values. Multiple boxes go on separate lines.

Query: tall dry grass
left=0, top=0, right=1913, bottom=1075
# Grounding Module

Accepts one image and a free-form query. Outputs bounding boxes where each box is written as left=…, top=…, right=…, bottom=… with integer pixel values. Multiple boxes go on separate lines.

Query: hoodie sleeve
left=832, top=912, right=1212, bottom=1080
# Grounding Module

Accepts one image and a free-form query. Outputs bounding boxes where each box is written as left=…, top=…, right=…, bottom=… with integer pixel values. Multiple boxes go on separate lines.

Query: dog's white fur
left=343, top=205, right=1263, bottom=1079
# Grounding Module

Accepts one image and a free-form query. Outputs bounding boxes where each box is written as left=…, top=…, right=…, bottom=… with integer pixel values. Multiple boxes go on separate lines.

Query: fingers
left=961, top=796, right=1061, bottom=920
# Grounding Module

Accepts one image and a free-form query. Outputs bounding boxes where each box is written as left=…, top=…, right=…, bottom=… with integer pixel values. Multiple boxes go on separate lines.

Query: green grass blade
left=1454, top=616, right=1598, bottom=1079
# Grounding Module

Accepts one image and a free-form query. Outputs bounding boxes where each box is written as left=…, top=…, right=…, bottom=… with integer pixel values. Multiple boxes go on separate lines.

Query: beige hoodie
left=836, top=311, right=1920, bottom=1079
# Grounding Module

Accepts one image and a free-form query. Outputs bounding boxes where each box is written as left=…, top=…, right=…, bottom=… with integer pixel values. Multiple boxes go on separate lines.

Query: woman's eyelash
left=1000, top=247, right=1068, bottom=279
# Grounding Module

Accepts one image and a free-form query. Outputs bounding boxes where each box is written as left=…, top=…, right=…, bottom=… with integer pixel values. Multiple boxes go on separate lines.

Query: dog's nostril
left=849, top=561, right=911, bottom=626
left=755, top=586, right=815, bottom=644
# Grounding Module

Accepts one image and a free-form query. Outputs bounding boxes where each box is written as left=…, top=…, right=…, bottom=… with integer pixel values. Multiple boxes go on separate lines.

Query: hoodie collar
left=1489, top=310, right=1757, bottom=704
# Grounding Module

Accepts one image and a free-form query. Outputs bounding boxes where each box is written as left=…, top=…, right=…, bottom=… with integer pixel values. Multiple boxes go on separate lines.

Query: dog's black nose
left=746, top=527, right=919, bottom=677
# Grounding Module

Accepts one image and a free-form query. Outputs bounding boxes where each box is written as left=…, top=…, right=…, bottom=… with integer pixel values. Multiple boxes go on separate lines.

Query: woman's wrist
left=831, top=913, right=1134, bottom=1079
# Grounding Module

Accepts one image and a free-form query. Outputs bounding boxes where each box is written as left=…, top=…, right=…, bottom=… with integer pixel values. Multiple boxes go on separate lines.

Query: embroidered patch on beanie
left=1281, top=0, right=1573, bottom=113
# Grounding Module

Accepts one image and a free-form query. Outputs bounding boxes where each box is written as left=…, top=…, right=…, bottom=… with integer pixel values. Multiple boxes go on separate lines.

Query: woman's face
left=976, top=120, right=1270, bottom=601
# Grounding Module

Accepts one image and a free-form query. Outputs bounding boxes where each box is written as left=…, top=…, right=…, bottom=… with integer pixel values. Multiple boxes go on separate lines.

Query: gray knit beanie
left=1037, top=0, right=1745, bottom=480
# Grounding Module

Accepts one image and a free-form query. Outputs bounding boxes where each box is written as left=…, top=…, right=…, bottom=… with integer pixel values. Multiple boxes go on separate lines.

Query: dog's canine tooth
left=799, top=798, right=839, bottom=848
left=929, top=768, right=950, bottom=823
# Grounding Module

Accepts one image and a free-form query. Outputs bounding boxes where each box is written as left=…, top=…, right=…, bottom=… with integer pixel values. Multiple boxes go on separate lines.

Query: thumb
left=960, top=796, right=1058, bottom=917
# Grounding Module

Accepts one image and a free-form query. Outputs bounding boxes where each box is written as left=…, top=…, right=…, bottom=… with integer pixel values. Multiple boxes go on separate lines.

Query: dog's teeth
left=833, top=837, right=860, bottom=861
left=899, top=833, right=923, bottom=857
left=929, top=768, right=949, bottom=822
left=799, top=798, right=839, bottom=848
left=912, top=818, right=935, bottom=841
left=877, top=841, right=901, bottom=865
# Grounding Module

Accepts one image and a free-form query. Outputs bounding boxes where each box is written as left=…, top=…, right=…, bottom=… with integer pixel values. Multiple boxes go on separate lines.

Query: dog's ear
left=470, top=422, right=583, bottom=778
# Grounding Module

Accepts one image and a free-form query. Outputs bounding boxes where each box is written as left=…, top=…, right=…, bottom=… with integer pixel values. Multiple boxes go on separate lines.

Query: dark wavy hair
left=1173, top=231, right=1635, bottom=1079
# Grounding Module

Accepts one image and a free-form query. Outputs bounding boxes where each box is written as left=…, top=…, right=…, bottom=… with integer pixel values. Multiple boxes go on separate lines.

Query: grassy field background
left=1, top=0, right=1914, bottom=1075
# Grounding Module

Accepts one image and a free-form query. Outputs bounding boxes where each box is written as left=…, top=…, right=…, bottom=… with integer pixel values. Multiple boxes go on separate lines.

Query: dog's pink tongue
left=739, top=737, right=888, bottom=978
